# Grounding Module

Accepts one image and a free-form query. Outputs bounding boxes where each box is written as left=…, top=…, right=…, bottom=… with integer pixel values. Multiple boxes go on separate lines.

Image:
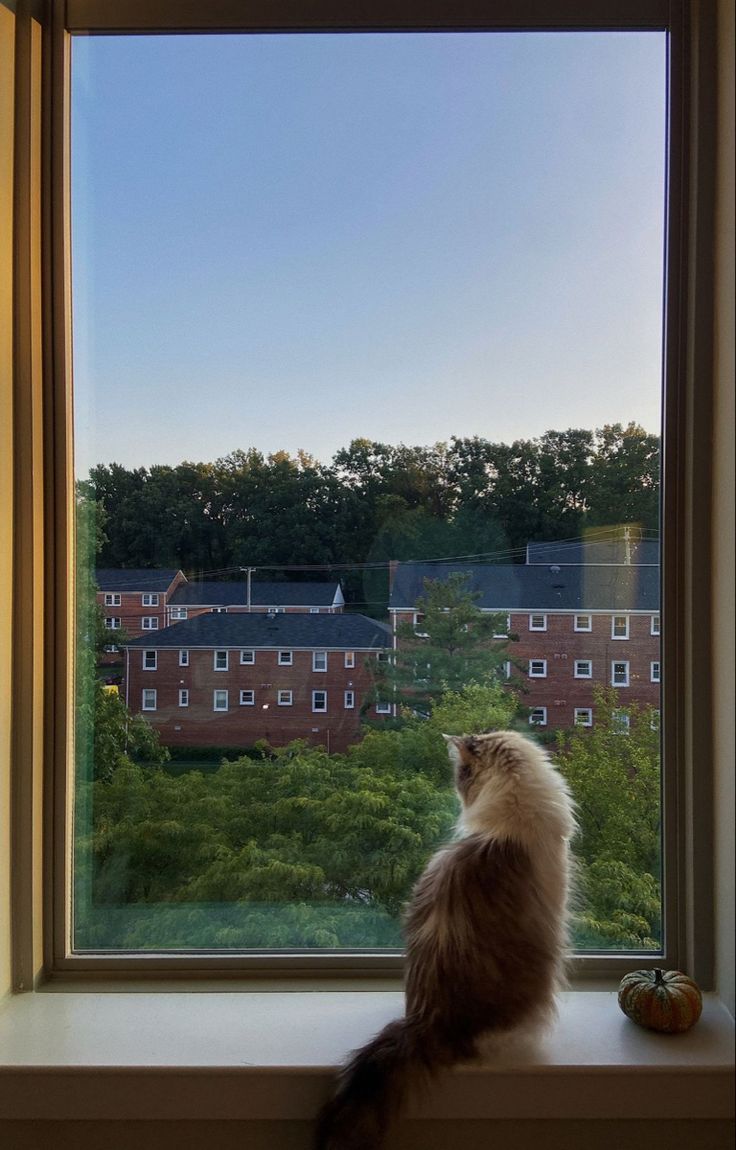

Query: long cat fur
left=314, top=729, right=577, bottom=1150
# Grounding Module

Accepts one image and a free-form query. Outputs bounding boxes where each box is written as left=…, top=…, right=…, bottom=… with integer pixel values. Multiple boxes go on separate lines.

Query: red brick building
left=389, top=544, right=660, bottom=732
left=123, top=612, right=392, bottom=753
left=96, top=569, right=186, bottom=643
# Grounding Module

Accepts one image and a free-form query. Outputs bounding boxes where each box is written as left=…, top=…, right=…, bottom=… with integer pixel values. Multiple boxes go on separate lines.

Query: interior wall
left=712, top=0, right=736, bottom=1019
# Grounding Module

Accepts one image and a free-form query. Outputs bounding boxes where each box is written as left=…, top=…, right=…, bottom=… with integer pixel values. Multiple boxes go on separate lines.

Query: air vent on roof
left=550, top=565, right=561, bottom=573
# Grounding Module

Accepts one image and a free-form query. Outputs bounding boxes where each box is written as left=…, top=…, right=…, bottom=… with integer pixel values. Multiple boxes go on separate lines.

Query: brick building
left=96, top=569, right=186, bottom=642
left=389, top=550, right=660, bottom=732
left=123, top=612, right=392, bottom=753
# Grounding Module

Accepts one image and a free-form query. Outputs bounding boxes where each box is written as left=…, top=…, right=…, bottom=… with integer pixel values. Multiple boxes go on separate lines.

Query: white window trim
left=179, top=650, right=189, bottom=667
left=574, top=708, right=593, bottom=727
left=344, top=651, right=355, bottom=669
left=574, top=660, right=593, bottom=679
left=240, top=649, right=255, bottom=665
left=529, top=707, right=547, bottom=726
left=344, top=691, right=355, bottom=709
left=651, top=614, right=661, bottom=636
left=240, top=690, right=255, bottom=706
left=178, top=689, right=189, bottom=708
left=312, top=690, right=327, bottom=713
left=492, top=613, right=511, bottom=638
left=528, top=659, right=547, bottom=678
left=103, top=593, right=121, bottom=606
left=104, top=617, right=121, bottom=629
left=141, top=617, right=159, bottom=630
left=529, top=613, right=547, bottom=631
left=142, top=650, right=157, bottom=671
left=278, top=651, right=293, bottom=666
left=611, top=615, right=630, bottom=639
left=213, top=690, right=228, bottom=712
left=277, top=690, right=293, bottom=706
left=141, top=689, right=157, bottom=712
left=214, top=650, right=229, bottom=671
left=611, top=660, right=630, bottom=687
left=651, top=661, right=661, bottom=683
left=312, top=651, right=327, bottom=672
left=170, top=607, right=188, bottom=620
left=141, top=593, right=159, bottom=607
left=574, top=614, right=592, bottom=632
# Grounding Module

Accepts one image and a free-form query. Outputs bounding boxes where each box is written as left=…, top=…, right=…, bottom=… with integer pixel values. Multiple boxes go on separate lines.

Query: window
left=278, top=690, right=293, bottom=706
left=493, top=613, right=511, bottom=638
left=214, top=650, right=228, bottom=671
left=278, top=651, right=293, bottom=666
left=240, top=690, right=255, bottom=706
left=574, top=614, right=592, bottom=632
left=212, top=607, right=228, bottom=614
left=529, top=659, right=547, bottom=678
left=309, top=607, right=320, bottom=613
left=651, top=661, right=661, bottom=683
left=104, top=592, right=121, bottom=606
left=142, top=689, right=157, bottom=711
left=344, top=651, right=355, bottom=669
left=103, top=644, right=118, bottom=654
left=312, top=690, right=327, bottom=713
left=240, top=649, right=255, bottom=664
left=574, top=708, right=593, bottom=727
left=170, top=607, right=188, bottom=620
left=612, top=709, right=631, bottom=733
left=178, top=649, right=189, bottom=667
left=178, top=689, right=189, bottom=707
left=344, top=691, right=355, bottom=709
left=213, top=690, right=228, bottom=712
left=142, top=650, right=157, bottom=671
left=651, top=614, right=661, bottom=636
left=574, top=660, right=592, bottom=679
left=529, top=707, right=547, bottom=726
left=104, top=617, right=121, bottom=630
left=375, top=700, right=392, bottom=715
left=529, top=614, right=547, bottom=631
left=611, top=660, right=630, bottom=687
left=312, top=651, right=327, bottom=672
left=142, top=593, right=159, bottom=607
left=611, top=615, right=629, bottom=639
left=141, top=617, right=159, bottom=630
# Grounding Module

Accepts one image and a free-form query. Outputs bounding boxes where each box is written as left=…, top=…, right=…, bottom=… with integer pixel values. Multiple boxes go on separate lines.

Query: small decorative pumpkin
left=618, top=968, right=703, bottom=1033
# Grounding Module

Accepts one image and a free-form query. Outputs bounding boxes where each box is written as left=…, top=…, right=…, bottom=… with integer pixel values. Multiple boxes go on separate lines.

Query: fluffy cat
left=315, top=729, right=577, bottom=1150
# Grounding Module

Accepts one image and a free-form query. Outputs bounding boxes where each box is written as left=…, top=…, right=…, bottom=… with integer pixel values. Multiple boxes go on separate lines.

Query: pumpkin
left=618, top=968, right=703, bottom=1033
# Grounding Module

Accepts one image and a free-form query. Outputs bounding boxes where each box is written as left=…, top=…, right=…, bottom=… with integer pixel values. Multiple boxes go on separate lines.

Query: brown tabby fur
left=314, top=729, right=576, bottom=1150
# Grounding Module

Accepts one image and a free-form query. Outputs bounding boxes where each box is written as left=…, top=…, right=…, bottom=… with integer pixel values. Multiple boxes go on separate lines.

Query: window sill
left=0, top=990, right=733, bottom=1122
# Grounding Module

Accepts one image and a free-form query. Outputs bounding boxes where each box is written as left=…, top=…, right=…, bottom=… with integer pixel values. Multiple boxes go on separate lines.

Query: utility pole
left=240, top=567, right=256, bottom=611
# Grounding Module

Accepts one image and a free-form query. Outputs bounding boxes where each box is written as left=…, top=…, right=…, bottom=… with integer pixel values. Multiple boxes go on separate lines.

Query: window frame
left=611, top=660, right=630, bottom=687
left=178, top=649, right=189, bottom=667
left=141, top=688, right=157, bottom=712
left=528, top=612, right=547, bottom=631
left=141, top=616, right=159, bottom=631
left=239, top=689, right=255, bottom=706
left=312, top=689, right=327, bottom=713
left=312, top=650, right=328, bottom=673
left=23, top=0, right=713, bottom=985
left=213, top=689, right=228, bottom=712
left=528, top=658, right=547, bottom=678
left=528, top=707, right=547, bottom=727
left=573, top=613, right=592, bottom=632
left=277, top=689, right=293, bottom=706
left=574, top=707, right=593, bottom=727
left=574, top=659, right=593, bottom=679
left=142, top=650, right=157, bottom=671
left=178, top=688, right=189, bottom=707
left=213, top=650, right=228, bottom=671
left=611, top=614, right=630, bottom=639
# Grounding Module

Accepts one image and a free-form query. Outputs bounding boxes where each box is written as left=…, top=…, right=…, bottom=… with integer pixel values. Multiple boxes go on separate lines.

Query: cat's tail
left=314, top=1014, right=452, bottom=1150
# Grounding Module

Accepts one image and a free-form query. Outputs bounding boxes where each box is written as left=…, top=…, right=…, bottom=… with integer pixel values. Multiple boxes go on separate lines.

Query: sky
left=71, top=31, right=667, bottom=477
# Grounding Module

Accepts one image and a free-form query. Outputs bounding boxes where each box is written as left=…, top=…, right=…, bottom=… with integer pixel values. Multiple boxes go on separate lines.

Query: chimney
left=388, top=559, right=399, bottom=593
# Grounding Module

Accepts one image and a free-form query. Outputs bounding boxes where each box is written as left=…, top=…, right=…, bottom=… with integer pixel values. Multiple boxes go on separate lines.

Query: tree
left=380, top=573, right=513, bottom=716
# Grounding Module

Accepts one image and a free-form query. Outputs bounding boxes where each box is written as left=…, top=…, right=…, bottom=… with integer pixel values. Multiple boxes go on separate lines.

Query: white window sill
left=0, top=990, right=732, bottom=1122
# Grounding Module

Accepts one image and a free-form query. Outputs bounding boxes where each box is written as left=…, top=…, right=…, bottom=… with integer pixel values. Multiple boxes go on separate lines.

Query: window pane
left=72, top=30, right=665, bottom=955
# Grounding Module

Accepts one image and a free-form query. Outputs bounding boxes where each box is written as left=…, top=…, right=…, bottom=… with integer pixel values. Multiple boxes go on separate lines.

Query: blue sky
left=71, top=31, right=666, bottom=476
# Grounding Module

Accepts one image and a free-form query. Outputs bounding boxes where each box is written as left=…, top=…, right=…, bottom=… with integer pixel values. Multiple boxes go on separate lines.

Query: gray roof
left=96, top=569, right=182, bottom=592
left=389, top=562, right=659, bottom=613
left=125, top=612, right=391, bottom=650
left=526, top=538, right=659, bottom=566
left=168, top=580, right=342, bottom=608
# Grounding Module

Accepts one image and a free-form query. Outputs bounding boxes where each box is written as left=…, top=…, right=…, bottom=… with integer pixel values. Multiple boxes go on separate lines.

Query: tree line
left=84, top=423, right=659, bottom=613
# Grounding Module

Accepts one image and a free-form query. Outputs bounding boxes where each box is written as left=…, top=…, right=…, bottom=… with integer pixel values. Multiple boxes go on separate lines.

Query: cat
left=314, top=728, right=577, bottom=1150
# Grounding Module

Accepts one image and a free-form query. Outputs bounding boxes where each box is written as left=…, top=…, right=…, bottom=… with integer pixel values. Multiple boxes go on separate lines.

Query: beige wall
left=713, top=0, right=735, bottom=1019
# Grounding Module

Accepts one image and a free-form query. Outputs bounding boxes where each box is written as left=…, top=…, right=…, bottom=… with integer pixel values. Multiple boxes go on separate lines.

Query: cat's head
left=443, top=730, right=541, bottom=807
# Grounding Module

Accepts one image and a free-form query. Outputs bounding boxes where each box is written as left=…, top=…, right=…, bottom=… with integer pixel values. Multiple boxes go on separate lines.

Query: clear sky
left=71, top=31, right=666, bottom=477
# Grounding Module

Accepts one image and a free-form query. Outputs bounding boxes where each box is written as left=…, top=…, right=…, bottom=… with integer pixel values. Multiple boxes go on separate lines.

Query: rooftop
left=125, top=611, right=391, bottom=650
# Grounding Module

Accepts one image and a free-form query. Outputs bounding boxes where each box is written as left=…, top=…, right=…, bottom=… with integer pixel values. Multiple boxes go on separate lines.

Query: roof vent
left=550, top=565, right=561, bottom=573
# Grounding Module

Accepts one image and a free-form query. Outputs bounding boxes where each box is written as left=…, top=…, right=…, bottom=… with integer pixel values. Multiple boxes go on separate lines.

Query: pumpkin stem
left=653, top=968, right=665, bottom=984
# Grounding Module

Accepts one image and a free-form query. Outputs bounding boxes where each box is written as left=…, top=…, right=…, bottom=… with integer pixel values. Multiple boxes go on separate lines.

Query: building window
left=278, top=651, right=293, bottom=666
left=104, top=592, right=121, bottom=606
left=502, top=661, right=512, bottom=680
left=312, top=651, right=327, bottom=672
left=179, top=649, right=189, bottom=667
left=312, top=690, right=327, bottom=713
left=240, top=690, right=255, bottom=706
left=213, top=690, right=228, bottom=712
left=103, top=644, right=118, bottom=654
left=651, top=661, right=661, bottom=683
left=612, top=660, right=630, bottom=687
left=493, top=613, right=511, bottom=638
left=309, top=607, right=320, bottom=613
left=529, top=659, right=547, bottom=678
left=574, top=660, right=592, bottom=679
left=212, top=607, right=228, bottom=614
left=612, top=709, right=631, bottom=733
left=574, top=708, right=593, bottom=727
left=142, top=593, right=159, bottom=607
left=344, top=651, right=355, bottom=669
left=142, top=689, right=157, bottom=712
left=529, top=614, right=547, bottom=631
left=178, top=689, right=189, bottom=707
left=170, top=606, right=188, bottom=620
left=529, top=707, right=547, bottom=726
left=651, top=614, right=661, bottom=636
left=278, top=690, right=293, bottom=706
left=344, top=691, right=355, bottom=709
left=240, top=649, right=255, bottom=665
left=375, top=700, right=392, bottom=715
left=141, top=617, right=159, bottom=630
left=214, top=650, right=228, bottom=671
left=611, top=615, right=629, bottom=639
left=142, top=650, right=157, bottom=671
left=574, top=614, right=592, bottom=632
left=104, top=617, right=121, bottom=630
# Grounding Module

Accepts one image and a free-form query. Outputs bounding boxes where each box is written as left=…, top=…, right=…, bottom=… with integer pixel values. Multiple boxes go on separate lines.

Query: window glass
left=72, top=30, right=665, bottom=955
